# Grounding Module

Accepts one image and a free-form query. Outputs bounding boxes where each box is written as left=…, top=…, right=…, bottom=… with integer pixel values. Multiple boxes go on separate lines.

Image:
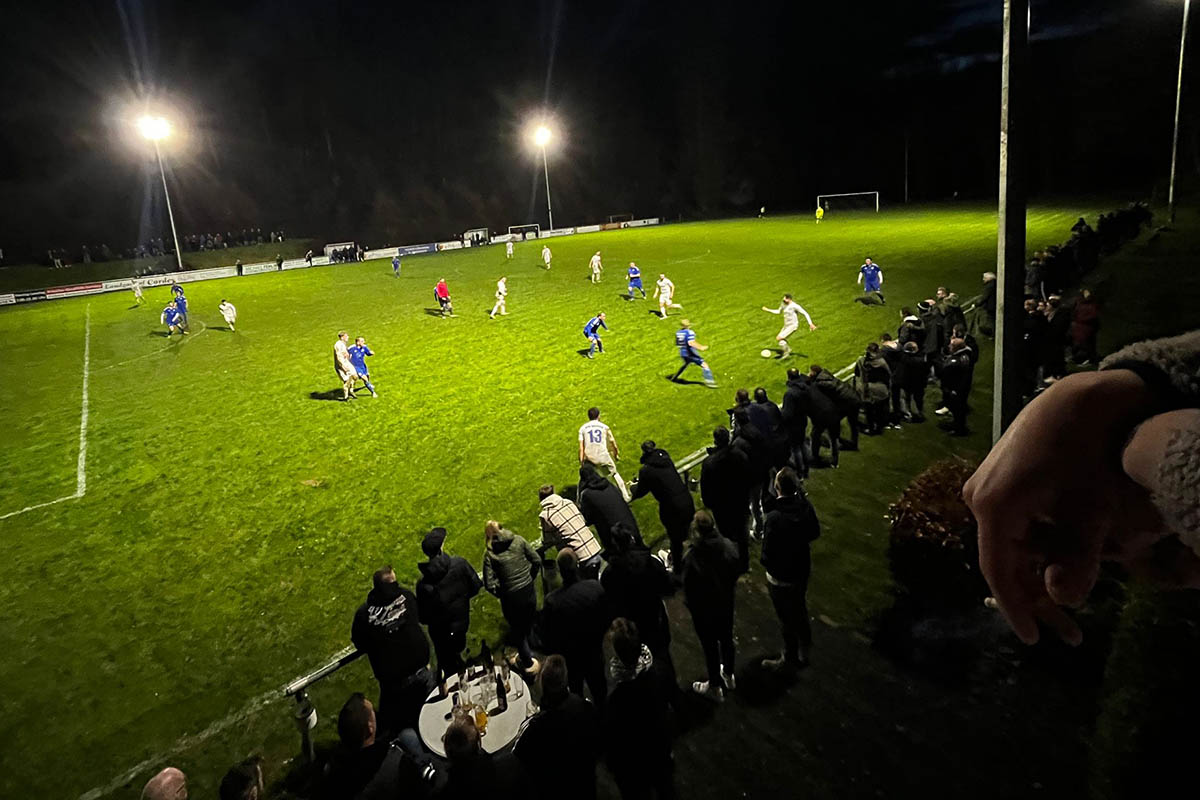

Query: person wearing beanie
left=416, top=527, right=483, bottom=685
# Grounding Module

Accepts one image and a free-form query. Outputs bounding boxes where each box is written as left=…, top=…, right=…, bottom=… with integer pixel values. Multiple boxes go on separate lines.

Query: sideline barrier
left=3, top=218, right=662, bottom=306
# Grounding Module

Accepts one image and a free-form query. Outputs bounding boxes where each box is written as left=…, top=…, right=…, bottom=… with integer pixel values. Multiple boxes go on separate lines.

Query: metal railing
left=281, top=646, right=366, bottom=762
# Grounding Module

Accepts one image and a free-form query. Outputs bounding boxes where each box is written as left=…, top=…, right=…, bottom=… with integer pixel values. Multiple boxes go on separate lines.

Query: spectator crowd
left=138, top=206, right=1157, bottom=800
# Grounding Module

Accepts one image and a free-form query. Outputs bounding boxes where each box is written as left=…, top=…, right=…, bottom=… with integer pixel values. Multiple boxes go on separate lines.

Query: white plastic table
left=417, top=671, right=536, bottom=757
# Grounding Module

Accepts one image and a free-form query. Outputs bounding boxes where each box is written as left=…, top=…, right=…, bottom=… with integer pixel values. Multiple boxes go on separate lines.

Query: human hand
left=809, top=323, right=818, bottom=331
left=963, top=370, right=1159, bottom=645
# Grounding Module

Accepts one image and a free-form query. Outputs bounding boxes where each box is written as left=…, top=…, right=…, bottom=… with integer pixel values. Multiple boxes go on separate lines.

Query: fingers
left=975, top=509, right=1043, bottom=645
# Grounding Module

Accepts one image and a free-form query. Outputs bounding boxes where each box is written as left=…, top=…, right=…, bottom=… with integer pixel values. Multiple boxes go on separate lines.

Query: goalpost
left=507, top=223, right=541, bottom=241
left=815, top=191, right=880, bottom=213
left=607, top=212, right=634, bottom=223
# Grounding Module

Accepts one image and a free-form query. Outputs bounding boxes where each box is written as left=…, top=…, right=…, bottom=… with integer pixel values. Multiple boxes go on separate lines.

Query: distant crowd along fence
left=0, top=217, right=663, bottom=307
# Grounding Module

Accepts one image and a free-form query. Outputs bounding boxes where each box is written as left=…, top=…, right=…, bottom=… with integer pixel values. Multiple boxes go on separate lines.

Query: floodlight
left=137, top=115, right=171, bottom=141
left=534, top=125, right=552, bottom=148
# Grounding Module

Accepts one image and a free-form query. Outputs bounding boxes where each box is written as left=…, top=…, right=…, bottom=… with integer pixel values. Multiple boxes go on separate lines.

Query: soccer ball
left=760, top=349, right=773, bottom=358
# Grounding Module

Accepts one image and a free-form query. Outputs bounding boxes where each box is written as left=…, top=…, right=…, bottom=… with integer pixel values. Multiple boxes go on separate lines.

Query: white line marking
left=0, top=306, right=90, bottom=521
left=97, top=319, right=208, bottom=371
left=76, top=305, right=91, bottom=496
left=78, top=688, right=279, bottom=800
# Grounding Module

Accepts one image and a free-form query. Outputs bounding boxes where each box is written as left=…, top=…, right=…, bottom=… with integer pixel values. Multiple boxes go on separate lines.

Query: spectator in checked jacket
left=538, top=484, right=603, bottom=578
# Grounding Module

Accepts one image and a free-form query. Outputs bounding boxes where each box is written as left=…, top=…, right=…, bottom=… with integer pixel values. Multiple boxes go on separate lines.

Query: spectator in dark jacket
left=322, top=693, right=434, bottom=800
left=939, top=339, right=974, bottom=436
left=601, top=524, right=679, bottom=697
left=731, top=404, right=771, bottom=539
left=483, top=521, right=541, bottom=673
left=441, top=717, right=524, bottom=800
left=605, top=618, right=675, bottom=799
left=577, top=461, right=642, bottom=552
left=855, top=342, right=892, bottom=435
left=351, top=567, right=435, bottom=735
left=1042, top=295, right=1070, bottom=379
left=513, top=655, right=599, bottom=800
left=699, top=427, right=752, bottom=572
left=683, top=511, right=741, bottom=702
left=760, top=468, right=820, bottom=672
left=1069, top=288, right=1100, bottom=364
left=539, top=549, right=610, bottom=708
left=416, top=527, right=482, bottom=686
left=899, top=342, right=928, bottom=421
left=779, top=371, right=810, bottom=475
left=783, top=368, right=842, bottom=469
left=753, top=387, right=790, bottom=469
left=808, top=365, right=861, bottom=451
left=919, top=299, right=945, bottom=362
left=630, top=442, right=695, bottom=571
left=898, top=307, right=927, bottom=349
left=880, top=333, right=905, bottom=424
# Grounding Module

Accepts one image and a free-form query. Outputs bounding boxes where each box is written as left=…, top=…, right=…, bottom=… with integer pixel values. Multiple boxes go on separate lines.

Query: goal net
left=507, top=223, right=541, bottom=241
left=607, top=212, right=634, bottom=223
left=815, top=191, right=879, bottom=213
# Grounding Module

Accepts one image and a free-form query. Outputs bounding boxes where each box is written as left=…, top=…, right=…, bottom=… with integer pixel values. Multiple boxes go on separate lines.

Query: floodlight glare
left=137, top=115, right=171, bottom=141
left=534, top=125, right=552, bottom=148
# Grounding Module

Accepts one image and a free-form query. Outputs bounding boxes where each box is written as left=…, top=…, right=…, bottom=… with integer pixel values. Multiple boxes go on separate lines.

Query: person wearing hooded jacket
left=577, top=461, right=643, bottom=553
left=351, top=567, right=434, bottom=735
left=760, top=467, right=821, bottom=672
left=683, top=510, right=741, bottom=702
left=699, top=427, right=752, bottom=573
left=783, top=367, right=841, bottom=469
left=855, top=342, right=892, bottom=435
left=808, top=364, right=861, bottom=451
left=629, top=441, right=694, bottom=571
left=482, top=520, right=542, bottom=673
left=416, top=527, right=482, bottom=686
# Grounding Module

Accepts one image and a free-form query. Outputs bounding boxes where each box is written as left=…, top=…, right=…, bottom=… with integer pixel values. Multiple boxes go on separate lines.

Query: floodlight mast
left=535, top=125, right=555, bottom=231
left=138, top=115, right=184, bottom=272
left=1169, top=0, right=1191, bottom=224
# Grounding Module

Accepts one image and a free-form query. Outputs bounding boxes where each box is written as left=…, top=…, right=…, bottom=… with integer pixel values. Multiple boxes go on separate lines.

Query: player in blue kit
left=626, top=262, right=646, bottom=299
left=347, top=336, right=378, bottom=397
left=161, top=301, right=187, bottom=336
left=669, top=319, right=716, bottom=387
left=583, top=312, right=608, bottom=359
left=858, top=257, right=884, bottom=300
left=392, top=254, right=401, bottom=277
left=173, top=291, right=190, bottom=329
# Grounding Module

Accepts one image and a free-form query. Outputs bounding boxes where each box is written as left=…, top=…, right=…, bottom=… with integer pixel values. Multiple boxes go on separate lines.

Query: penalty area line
left=0, top=305, right=90, bottom=521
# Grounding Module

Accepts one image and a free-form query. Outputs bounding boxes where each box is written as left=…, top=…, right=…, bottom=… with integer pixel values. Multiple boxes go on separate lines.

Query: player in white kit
left=131, top=279, right=144, bottom=305
left=578, top=406, right=631, bottom=501
left=218, top=299, right=238, bottom=331
left=333, top=331, right=359, bottom=401
left=542, top=245, right=552, bottom=270
left=654, top=274, right=683, bottom=318
left=506, top=240, right=514, bottom=259
left=761, top=293, right=817, bottom=357
left=490, top=276, right=508, bottom=318
left=588, top=251, right=603, bottom=283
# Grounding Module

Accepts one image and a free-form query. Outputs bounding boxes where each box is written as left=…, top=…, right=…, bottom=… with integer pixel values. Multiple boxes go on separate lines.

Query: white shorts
left=586, top=453, right=616, bottom=471
left=336, top=364, right=358, bottom=382
left=222, top=313, right=236, bottom=324
left=659, top=293, right=673, bottom=304
left=777, top=323, right=799, bottom=340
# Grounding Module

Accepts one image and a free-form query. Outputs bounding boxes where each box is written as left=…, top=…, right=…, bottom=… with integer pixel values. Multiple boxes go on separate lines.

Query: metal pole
left=541, top=145, right=554, bottom=231
left=154, top=141, right=185, bottom=271
left=993, top=0, right=1029, bottom=443
left=1169, top=0, right=1191, bottom=224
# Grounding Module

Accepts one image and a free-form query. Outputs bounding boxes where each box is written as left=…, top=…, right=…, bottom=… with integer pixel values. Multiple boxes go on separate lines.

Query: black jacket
left=601, top=547, right=676, bottom=652
left=898, top=315, right=927, bottom=348
left=539, top=578, right=610, bottom=661
left=854, top=354, right=892, bottom=403
left=731, top=413, right=772, bottom=477
left=630, top=448, right=694, bottom=531
left=810, top=369, right=859, bottom=415
left=940, top=351, right=974, bottom=405
left=513, top=692, right=599, bottom=800
left=682, top=529, right=740, bottom=624
left=578, top=469, right=642, bottom=551
left=699, top=443, right=752, bottom=513
left=899, top=351, right=928, bottom=392
left=753, top=398, right=790, bottom=466
left=782, top=375, right=839, bottom=435
left=606, top=667, right=671, bottom=776
left=760, top=493, right=820, bottom=585
left=416, top=553, right=482, bottom=636
left=351, top=583, right=431, bottom=685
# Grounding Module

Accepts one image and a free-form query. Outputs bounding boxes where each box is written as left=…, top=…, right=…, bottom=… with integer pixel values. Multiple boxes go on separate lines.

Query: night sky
left=0, top=0, right=1190, bottom=259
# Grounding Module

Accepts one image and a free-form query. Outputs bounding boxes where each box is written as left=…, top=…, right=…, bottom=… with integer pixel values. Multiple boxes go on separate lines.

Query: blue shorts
left=679, top=351, right=705, bottom=366
left=864, top=283, right=881, bottom=293
left=629, top=278, right=643, bottom=289
left=352, top=367, right=370, bottom=380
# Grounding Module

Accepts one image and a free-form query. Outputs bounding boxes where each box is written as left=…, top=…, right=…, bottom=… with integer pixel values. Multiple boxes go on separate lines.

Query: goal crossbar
left=816, top=191, right=879, bottom=212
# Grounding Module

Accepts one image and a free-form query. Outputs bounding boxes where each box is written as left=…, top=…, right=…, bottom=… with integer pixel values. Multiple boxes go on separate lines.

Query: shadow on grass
left=577, top=348, right=601, bottom=358
left=665, top=375, right=707, bottom=387
left=309, top=388, right=347, bottom=401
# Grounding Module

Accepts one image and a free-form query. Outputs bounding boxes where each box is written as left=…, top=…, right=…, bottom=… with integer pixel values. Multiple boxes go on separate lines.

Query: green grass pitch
left=0, top=206, right=1089, bottom=798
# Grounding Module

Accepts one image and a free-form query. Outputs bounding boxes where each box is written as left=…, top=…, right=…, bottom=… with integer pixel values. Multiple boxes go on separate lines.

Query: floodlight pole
left=540, top=144, right=555, bottom=231
left=993, top=0, right=1029, bottom=443
left=1169, top=0, right=1191, bottom=224
left=153, top=140, right=185, bottom=272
